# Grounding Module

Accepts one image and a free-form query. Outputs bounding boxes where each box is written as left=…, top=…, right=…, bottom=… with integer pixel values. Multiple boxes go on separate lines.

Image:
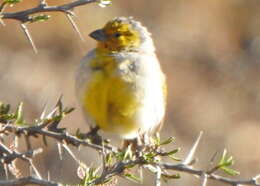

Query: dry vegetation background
left=1, top=0, right=260, bottom=185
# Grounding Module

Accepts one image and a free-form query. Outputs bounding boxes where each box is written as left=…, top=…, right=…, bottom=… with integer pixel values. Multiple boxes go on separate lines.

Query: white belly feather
left=75, top=50, right=166, bottom=139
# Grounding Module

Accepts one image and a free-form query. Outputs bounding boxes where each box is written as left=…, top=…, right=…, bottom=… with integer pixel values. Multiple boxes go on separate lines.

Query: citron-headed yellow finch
left=76, top=17, right=167, bottom=145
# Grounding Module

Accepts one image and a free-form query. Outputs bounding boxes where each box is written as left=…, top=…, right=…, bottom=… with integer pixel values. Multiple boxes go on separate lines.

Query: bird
left=75, top=17, right=167, bottom=148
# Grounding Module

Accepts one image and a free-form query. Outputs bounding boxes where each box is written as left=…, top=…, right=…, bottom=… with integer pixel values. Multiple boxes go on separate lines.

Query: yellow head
left=89, top=17, right=154, bottom=52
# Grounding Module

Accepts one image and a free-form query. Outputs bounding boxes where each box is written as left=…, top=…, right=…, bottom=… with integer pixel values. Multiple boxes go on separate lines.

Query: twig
left=0, top=141, right=43, bottom=183
left=1, top=0, right=99, bottom=22
left=159, top=163, right=260, bottom=186
left=0, top=176, right=61, bottom=186
left=0, top=101, right=259, bottom=186
left=0, top=123, right=115, bottom=152
left=0, top=142, right=42, bottom=164
left=85, top=155, right=260, bottom=186
left=0, top=0, right=99, bottom=52
left=91, top=159, right=146, bottom=185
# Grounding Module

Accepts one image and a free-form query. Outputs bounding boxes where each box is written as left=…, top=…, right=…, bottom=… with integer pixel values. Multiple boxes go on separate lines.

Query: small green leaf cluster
left=4, top=0, right=21, bottom=5
left=115, top=146, right=134, bottom=162
left=123, top=173, right=142, bottom=183
left=0, top=102, right=25, bottom=125
left=0, top=102, right=13, bottom=122
left=217, top=149, right=240, bottom=176
left=77, top=162, right=100, bottom=186
left=29, top=14, right=51, bottom=23
left=0, top=99, right=74, bottom=131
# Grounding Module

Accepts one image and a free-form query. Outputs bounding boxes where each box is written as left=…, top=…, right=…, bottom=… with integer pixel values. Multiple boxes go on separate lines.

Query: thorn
left=55, top=94, right=63, bottom=114
left=29, top=160, right=42, bottom=179
left=0, top=2, right=7, bottom=13
left=14, top=136, right=18, bottom=149
left=183, top=131, right=203, bottom=165
left=62, top=144, right=81, bottom=165
left=39, top=0, right=47, bottom=6
left=0, top=18, right=5, bottom=26
left=101, top=143, right=106, bottom=170
left=24, top=135, right=32, bottom=151
left=155, top=166, right=161, bottom=186
left=253, top=174, right=260, bottom=181
left=210, top=151, right=218, bottom=164
left=47, top=170, right=50, bottom=181
left=40, top=102, right=48, bottom=120
left=201, top=173, right=208, bottom=186
left=46, top=107, right=58, bottom=119
left=57, top=143, right=63, bottom=160
left=66, top=13, right=85, bottom=42
left=4, top=163, right=9, bottom=179
left=20, top=23, right=38, bottom=54
left=139, top=166, right=143, bottom=184
left=56, top=94, right=63, bottom=104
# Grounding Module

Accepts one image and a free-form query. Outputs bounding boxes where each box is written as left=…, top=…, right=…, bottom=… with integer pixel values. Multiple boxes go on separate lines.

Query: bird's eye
left=114, top=33, right=121, bottom=38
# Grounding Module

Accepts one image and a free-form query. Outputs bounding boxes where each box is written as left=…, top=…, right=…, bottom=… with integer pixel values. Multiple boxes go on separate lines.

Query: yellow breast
left=82, top=52, right=141, bottom=136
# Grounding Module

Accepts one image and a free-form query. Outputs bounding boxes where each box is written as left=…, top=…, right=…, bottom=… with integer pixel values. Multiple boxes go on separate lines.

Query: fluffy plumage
left=75, top=17, right=166, bottom=139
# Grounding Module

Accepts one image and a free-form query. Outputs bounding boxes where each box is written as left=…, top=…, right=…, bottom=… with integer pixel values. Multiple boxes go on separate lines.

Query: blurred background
left=1, top=0, right=260, bottom=185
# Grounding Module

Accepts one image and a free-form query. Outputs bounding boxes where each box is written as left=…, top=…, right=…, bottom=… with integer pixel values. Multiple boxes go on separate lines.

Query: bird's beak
left=89, top=29, right=107, bottom=41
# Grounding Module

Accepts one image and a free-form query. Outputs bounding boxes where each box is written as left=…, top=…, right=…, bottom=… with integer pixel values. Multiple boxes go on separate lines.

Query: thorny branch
left=0, top=123, right=114, bottom=152
left=89, top=161, right=260, bottom=186
left=0, top=100, right=259, bottom=186
left=0, top=142, right=42, bottom=164
left=0, top=0, right=110, bottom=52
left=0, top=176, right=61, bottom=186
left=1, top=0, right=99, bottom=22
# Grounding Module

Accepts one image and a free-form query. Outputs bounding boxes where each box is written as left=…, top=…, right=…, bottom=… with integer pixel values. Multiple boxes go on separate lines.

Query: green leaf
left=225, top=156, right=234, bottom=166
left=162, top=173, right=181, bottom=181
left=82, top=167, right=100, bottom=185
left=217, top=149, right=240, bottom=176
left=124, top=173, right=142, bottom=183
left=0, top=102, right=14, bottom=122
left=0, top=113, right=16, bottom=121
left=221, top=166, right=240, bottom=176
left=153, top=133, right=161, bottom=146
left=105, top=152, right=113, bottom=165
left=115, top=147, right=134, bottom=161
left=4, top=0, right=21, bottom=4
left=123, top=145, right=133, bottom=160
left=29, top=14, right=50, bottom=23
left=143, top=152, right=156, bottom=163
left=15, top=102, right=24, bottom=125
left=169, top=155, right=182, bottom=161
left=0, top=102, right=10, bottom=115
left=31, top=14, right=51, bottom=22
left=166, top=148, right=180, bottom=156
left=63, top=107, right=75, bottom=114
left=159, top=137, right=175, bottom=146
left=218, top=149, right=234, bottom=167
